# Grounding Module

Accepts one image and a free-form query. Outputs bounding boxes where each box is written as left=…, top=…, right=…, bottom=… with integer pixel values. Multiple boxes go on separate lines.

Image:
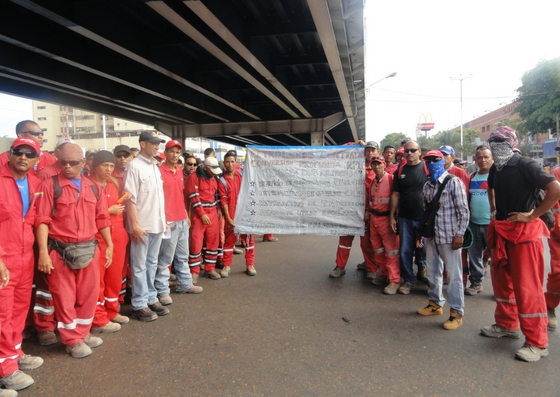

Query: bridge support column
left=310, top=131, right=324, bottom=146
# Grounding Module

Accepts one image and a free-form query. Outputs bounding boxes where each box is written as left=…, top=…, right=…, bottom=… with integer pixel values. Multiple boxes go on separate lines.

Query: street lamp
left=450, top=74, right=472, bottom=159
left=366, top=72, right=397, bottom=94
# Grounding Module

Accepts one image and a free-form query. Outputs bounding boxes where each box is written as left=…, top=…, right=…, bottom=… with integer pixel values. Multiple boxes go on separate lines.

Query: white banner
left=234, top=146, right=365, bottom=236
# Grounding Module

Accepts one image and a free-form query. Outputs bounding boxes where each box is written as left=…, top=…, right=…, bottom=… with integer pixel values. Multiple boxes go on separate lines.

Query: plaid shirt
left=422, top=172, right=469, bottom=245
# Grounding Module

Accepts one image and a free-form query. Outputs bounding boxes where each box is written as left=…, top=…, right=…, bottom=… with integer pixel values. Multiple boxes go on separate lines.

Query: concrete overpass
left=0, top=0, right=366, bottom=147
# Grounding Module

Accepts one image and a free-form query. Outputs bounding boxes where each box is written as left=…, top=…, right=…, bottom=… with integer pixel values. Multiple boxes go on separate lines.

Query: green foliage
left=379, top=132, right=411, bottom=150
left=516, top=57, right=560, bottom=135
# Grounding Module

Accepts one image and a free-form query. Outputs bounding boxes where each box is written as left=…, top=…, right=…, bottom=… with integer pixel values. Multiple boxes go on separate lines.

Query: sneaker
left=149, top=301, right=170, bottom=316
left=221, top=266, right=230, bottom=278
left=329, top=266, right=346, bottom=278
left=246, top=266, right=257, bottom=276
left=0, top=389, right=18, bottom=397
left=417, top=301, right=443, bottom=316
left=176, top=285, right=204, bottom=294
left=169, top=274, right=177, bottom=281
left=0, top=370, right=34, bottom=390
left=233, top=247, right=243, bottom=255
left=480, top=324, right=522, bottom=339
left=371, top=274, right=388, bottom=286
left=37, top=330, right=57, bottom=346
left=263, top=237, right=279, bottom=242
left=397, top=283, right=413, bottom=295
left=356, top=262, right=366, bottom=271
left=159, top=294, right=173, bottom=306
left=366, top=271, right=376, bottom=280
left=91, top=322, right=121, bottom=334
left=18, top=354, right=43, bottom=371
left=84, top=334, right=103, bottom=348
left=548, top=308, right=557, bottom=331
left=65, top=342, right=92, bottom=359
left=206, top=269, right=221, bottom=280
left=417, top=266, right=428, bottom=283
left=111, top=314, right=130, bottom=324
left=383, top=282, right=400, bottom=295
left=192, top=272, right=199, bottom=284
left=515, top=344, right=549, bottom=362
left=131, top=307, right=158, bottom=322
left=465, top=284, right=483, bottom=296
left=443, top=309, right=463, bottom=330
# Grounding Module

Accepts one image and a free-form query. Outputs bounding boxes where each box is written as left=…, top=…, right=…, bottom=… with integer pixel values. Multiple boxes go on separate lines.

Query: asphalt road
left=22, top=235, right=560, bottom=397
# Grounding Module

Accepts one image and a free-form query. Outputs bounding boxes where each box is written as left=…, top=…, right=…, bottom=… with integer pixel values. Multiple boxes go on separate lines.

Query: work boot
left=480, top=324, right=522, bottom=339
left=371, top=273, right=388, bottom=286
left=329, top=266, right=346, bottom=278
left=356, top=262, right=366, bottom=271
left=548, top=308, right=557, bottom=331
left=149, top=301, right=170, bottom=316
left=111, top=314, right=130, bottom=324
left=397, top=283, right=413, bottom=295
left=17, top=355, right=43, bottom=371
left=65, top=342, right=92, bottom=359
left=206, top=269, right=221, bottom=280
left=37, top=330, right=57, bottom=346
left=246, top=266, right=257, bottom=276
left=131, top=307, right=158, bottom=322
left=515, top=344, right=548, bottom=362
left=221, top=266, right=230, bottom=278
left=383, top=282, right=400, bottom=295
left=233, top=247, right=243, bottom=255
left=84, top=334, right=103, bottom=348
left=417, top=301, right=443, bottom=316
left=176, top=285, right=203, bottom=294
left=263, top=236, right=278, bottom=242
left=91, top=322, right=121, bottom=334
left=465, top=284, right=483, bottom=296
left=192, top=273, right=199, bottom=284
left=417, top=266, right=428, bottom=283
left=159, top=294, right=173, bottom=306
left=0, top=389, right=18, bottom=397
left=22, top=326, right=33, bottom=340
left=443, top=309, right=463, bottom=330
left=0, top=371, right=34, bottom=390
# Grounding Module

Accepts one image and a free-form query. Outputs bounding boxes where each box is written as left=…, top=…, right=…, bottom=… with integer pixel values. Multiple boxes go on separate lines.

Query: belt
left=369, top=210, right=390, bottom=217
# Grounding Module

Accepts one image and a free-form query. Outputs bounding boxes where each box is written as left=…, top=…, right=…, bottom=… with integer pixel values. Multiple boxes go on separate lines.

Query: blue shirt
left=469, top=172, right=490, bottom=225
left=69, top=177, right=81, bottom=191
left=16, top=177, right=30, bottom=217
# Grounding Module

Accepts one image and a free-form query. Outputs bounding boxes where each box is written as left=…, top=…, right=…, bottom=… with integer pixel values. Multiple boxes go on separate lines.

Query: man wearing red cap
left=0, top=120, right=56, bottom=175
left=367, top=156, right=400, bottom=294
left=0, top=139, right=43, bottom=392
left=157, top=140, right=203, bottom=302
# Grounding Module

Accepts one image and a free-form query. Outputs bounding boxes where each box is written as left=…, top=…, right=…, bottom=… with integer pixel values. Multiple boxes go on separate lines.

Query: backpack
left=52, top=175, right=99, bottom=217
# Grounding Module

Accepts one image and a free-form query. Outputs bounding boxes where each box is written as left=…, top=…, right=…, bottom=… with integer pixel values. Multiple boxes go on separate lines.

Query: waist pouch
left=49, top=238, right=98, bottom=270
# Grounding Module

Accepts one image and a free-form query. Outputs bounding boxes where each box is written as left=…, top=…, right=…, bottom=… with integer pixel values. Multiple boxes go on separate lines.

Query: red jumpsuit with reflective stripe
left=186, top=168, right=220, bottom=274
left=368, top=172, right=400, bottom=283
left=92, top=178, right=128, bottom=328
left=218, top=171, right=254, bottom=267
left=488, top=219, right=549, bottom=348
left=546, top=168, right=560, bottom=311
left=0, top=164, right=40, bottom=377
left=35, top=175, right=111, bottom=346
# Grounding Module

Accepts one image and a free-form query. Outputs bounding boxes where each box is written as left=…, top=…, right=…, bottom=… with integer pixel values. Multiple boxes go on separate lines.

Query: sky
left=1, top=0, right=559, bottom=143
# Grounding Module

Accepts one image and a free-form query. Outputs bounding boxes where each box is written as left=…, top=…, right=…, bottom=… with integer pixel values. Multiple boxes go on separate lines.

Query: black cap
left=113, top=145, right=131, bottom=155
left=92, top=150, right=116, bottom=168
left=139, top=131, right=165, bottom=144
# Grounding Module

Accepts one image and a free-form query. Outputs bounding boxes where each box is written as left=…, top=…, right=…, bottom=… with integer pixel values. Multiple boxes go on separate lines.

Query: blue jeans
left=467, top=222, right=489, bottom=286
left=130, top=232, right=163, bottom=310
left=425, top=239, right=464, bottom=315
left=398, top=217, right=426, bottom=285
left=157, top=220, right=194, bottom=293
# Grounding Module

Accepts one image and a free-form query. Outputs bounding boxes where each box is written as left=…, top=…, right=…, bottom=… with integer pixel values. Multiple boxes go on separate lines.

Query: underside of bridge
left=0, top=0, right=365, bottom=146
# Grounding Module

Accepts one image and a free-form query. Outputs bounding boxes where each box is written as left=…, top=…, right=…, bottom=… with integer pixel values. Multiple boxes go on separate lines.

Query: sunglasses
left=403, top=148, right=419, bottom=153
left=115, top=153, right=131, bottom=159
left=186, top=162, right=197, bottom=166
left=59, top=159, right=82, bottom=167
left=22, top=130, right=44, bottom=136
left=10, top=148, right=38, bottom=159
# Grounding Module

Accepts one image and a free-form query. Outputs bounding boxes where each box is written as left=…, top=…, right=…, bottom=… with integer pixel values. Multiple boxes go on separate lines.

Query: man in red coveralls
left=0, top=139, right=43, bottom=392
left=186, top=157, right=223, bottom=282
left=545, top=160, right=560, bottom=331
left=112, top=145, right=132, bottom=191
left=89, top=151, right=130, bottom=332
left=330, top=141, right=376, bottom=278
left=367, top=156, right=400, bottom=294
left=481, top=126, right=560, bottom=362
left=0, top=120, right=56, bottom=175
left=383, top=146, right=398, bottom=175
left=35, top=143, right=113, bottom=359
left=218, top=150, right=257, bottom=277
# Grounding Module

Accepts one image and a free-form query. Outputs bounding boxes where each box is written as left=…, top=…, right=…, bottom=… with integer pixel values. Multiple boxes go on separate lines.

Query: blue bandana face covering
left=426, top=159, right=445, bottom=184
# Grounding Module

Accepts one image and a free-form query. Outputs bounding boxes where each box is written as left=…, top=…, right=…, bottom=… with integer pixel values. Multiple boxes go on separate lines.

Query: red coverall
left=385, top=163, right=398, bottom=175
left=186, top=168, right=220, bottom=274
left=488, top=220, right=549, bottom=348
left=35, top=175, right=111, bottom=346
left=111, top=169, right=131, bottom=305
left=92, top=178, right=128, bottom=328
left=546, top=168, right=560, bottom=312
left=218, top=171, right=254, bottom=268
left=0, top=164, right=40, bottom=377
left=367, top=172, right=400, bottom=283
left=335, top=167, right=375, bottom=270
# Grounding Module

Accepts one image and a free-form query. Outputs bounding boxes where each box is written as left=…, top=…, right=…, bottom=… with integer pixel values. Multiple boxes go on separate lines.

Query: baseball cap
left=370, top=156, right=386, bottom=164
left=165, top=140, right=183, bottom=150
left=55, top=137, right=76, bottom=149
left=365, top=141, right=379, bottom=149
left=424, top=150, right=443, bottom=159
left=154, top=152, right=166, bottom=160
left=113, top=144, right=131, bottom=155
left=85, top=149, right=98, bottom=158
left=453, top=158, right=467, bottom=165
left=139, top=131, right=165, bottom=144
left=204, top=157, right=223, bottom=175
left=11, top=138, right=40, bottom=154
left=439, top=145, right=455, bottom=155
left=396, top=147, right=405, bottom=156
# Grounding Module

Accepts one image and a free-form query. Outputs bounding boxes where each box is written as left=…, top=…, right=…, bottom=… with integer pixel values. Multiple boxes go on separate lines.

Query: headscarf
left=426, top=158, right=446, bottom=184
left=488, top=126, right=518, bottom=171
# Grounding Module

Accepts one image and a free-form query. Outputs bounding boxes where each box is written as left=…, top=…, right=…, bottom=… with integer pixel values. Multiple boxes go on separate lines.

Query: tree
left=434, top=129, right=461, bottom=148
left=515, top=57, right=560, bottom=136
left=379, top=132, right=411, bottom=150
